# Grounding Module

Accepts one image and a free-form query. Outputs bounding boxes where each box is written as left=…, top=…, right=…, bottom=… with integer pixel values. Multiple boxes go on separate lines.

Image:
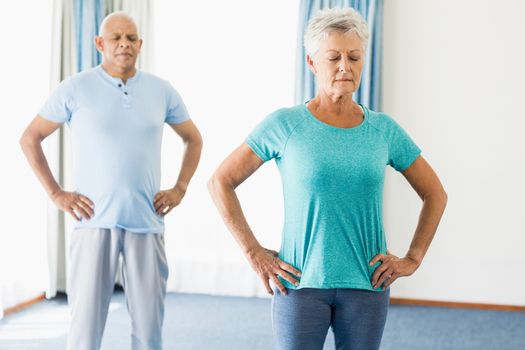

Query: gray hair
left=304, top=8, right=369, bottom=57
left=98, top=11, right=138, bottom=36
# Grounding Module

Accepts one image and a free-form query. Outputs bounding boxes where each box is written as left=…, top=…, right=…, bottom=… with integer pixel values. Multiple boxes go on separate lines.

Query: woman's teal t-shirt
left=246, top=104, right=421, bottom=292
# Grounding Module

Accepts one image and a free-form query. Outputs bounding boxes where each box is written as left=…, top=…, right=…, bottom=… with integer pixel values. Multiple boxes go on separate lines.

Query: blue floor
left=0, top=291, right=524, bottom=349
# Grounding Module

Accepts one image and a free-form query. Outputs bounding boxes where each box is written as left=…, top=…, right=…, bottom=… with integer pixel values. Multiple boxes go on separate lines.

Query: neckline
left=301, top=102, right=368, bottom=132
left=96, top=65, right=141, bottom=86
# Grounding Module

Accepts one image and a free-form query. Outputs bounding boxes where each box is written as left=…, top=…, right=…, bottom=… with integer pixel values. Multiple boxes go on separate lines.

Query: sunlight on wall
left=0, top=1, right=52, bottom=313
left=153, top=0, right=299, bottom=296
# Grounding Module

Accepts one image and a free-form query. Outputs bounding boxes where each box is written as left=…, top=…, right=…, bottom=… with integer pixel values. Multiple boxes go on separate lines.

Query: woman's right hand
left=246, top=247, right=301, bottom=296
left=50, top=190, right=94, bottom=221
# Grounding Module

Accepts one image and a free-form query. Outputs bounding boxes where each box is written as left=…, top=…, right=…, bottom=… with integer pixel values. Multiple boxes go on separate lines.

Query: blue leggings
left=272, top=288, right=390, bottom=350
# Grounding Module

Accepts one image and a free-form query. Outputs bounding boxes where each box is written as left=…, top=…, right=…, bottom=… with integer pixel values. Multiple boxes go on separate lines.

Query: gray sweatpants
left=67, top=228, right=169, bottom=350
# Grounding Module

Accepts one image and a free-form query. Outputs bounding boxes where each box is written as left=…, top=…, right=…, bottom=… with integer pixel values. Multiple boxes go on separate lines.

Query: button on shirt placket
left=118, top=82, right=132, bottom=109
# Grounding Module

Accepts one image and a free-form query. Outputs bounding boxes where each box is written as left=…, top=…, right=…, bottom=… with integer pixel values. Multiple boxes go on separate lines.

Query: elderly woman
left=209, top=7, right=447, bottom=350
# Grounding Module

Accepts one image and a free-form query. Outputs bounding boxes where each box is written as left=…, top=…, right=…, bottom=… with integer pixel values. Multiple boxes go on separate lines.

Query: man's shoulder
left=60, top=67, right=99, bottom=89
left=139, top=71, right=172, bottom=88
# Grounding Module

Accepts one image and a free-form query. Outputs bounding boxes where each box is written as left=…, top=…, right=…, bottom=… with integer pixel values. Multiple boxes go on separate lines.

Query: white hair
left=98, top=11, right=138, bottom=36
left=304, top=7, right=369, bottom=57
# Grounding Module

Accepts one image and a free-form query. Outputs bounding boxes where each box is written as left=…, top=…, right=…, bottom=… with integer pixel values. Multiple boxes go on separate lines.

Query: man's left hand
left=154, top=187, right=185, bottom=216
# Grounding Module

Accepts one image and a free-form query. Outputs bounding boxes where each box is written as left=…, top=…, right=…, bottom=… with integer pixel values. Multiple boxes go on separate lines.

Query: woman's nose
left=339, top=57, right=350, bottom=73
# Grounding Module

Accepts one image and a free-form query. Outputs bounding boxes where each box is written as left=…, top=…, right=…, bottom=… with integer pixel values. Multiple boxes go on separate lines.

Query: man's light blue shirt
left=39, top=65, right=190, bottom=233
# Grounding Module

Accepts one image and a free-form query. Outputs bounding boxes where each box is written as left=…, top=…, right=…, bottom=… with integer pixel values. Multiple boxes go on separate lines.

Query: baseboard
left=3, top=293, right=524, bottom=317
left=390, top=297, right=525, bottom=312
left=3, top=293, right=45, bottom=317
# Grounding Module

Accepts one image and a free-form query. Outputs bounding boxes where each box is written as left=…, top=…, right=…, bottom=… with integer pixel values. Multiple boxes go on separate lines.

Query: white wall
left=154, top=0, right=525, bottom=305
left=382, top=0, right=525, bottom=305
left=0, top=1, right=52, bottom=316
left=6, top=0, right=516, bottom=307
left=154, top=0, right=299, bottom=297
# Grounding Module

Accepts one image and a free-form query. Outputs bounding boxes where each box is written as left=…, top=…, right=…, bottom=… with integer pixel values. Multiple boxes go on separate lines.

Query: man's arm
left=153, top=119, right=203, bottom=216
left=19, top=115, right=93, bottom=221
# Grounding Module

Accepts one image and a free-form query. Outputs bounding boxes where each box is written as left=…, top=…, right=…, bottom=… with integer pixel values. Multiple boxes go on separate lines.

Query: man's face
left=95, top=16, right=142, bottom=72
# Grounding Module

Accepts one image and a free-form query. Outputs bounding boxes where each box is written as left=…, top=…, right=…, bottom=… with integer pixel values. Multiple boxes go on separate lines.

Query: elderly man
left=20, top=12, right=202, bottom=350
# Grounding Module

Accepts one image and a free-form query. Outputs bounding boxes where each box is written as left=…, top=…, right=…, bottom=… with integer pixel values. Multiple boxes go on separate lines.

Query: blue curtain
left=75, top=0, right=104, bottom=72
left=295, top=0, right=384, bottom=111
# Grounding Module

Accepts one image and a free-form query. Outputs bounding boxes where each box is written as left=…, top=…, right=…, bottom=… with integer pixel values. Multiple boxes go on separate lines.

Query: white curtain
left=47, top=0, right=77, bottom=299
left=46, top=0, right=153, bottom=298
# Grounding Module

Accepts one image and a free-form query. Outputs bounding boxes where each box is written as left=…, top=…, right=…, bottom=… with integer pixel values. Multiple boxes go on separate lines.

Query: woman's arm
left=208, top=143, right=301, bottom=295
left=370, top=155, right=447, bottom=289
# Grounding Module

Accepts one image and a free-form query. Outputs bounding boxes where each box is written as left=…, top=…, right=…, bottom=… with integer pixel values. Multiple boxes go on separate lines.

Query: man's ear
left=94, top=36, right=104, bottom=53
left=306, top=54, right=317, bottom=75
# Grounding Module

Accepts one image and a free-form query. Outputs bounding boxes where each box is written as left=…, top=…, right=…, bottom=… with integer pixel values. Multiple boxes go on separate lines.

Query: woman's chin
left=330, top=88, right=355, bottom=98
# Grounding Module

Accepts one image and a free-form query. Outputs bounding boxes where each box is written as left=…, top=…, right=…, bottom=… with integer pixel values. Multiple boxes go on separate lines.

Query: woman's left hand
left=369, top=252, right=420, bottom=289
left=154, top=187, right=185, bottom=216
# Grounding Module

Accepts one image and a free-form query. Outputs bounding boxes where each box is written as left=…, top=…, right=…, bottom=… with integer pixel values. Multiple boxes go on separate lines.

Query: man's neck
left=101, top=63, right=136, bottom=84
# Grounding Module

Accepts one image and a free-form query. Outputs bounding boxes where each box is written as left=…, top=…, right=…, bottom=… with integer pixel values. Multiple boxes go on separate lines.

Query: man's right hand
left=50, top=190, right=94, bottom=221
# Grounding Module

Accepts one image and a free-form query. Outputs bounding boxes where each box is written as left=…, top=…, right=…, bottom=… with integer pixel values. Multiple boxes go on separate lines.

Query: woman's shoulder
left=365, top=107, right=403, bottom=132
left=261, top=104, right=309, bottom=129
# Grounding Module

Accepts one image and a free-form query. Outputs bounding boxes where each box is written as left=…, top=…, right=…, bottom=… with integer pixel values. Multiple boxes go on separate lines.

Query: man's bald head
left=95, top=11, right=142, bottom=79
left=99, top=12, right=138, bottom=37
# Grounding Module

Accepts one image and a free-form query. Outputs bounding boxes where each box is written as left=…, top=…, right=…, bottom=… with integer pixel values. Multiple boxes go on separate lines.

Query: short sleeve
left=246, top=111, right=290, bottom=162
left=165, top=83, right=190, bottom=124
left=38, top=78, right=75, bottom=123
left=386, top=116, right=421, bottom=172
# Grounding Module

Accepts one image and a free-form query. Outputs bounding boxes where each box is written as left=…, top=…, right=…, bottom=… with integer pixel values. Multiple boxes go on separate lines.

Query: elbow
left=208, top=172, right=236, bottom=201
left=434, top=188, right=448, bottom=211
left=19, top=130, right=33, bottom=154
left=441, top=189, right=448, bottom=209
left=423, top=187, right=448, bottom=211
left=193, top=133, right=204, bottom=151
left=185, top=130, right=204, bottom=151
left=207, top=173, right=222, bottom=198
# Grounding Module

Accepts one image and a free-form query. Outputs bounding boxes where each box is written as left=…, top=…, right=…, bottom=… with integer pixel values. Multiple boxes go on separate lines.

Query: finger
left=78, top=194, right=94, bottom=208
left=158, top=203, right=172, bottom=215
left=383, top=274, right=398, bottom=289
left=72, top=203, right=90, bottom=220
left=270, top=275, right=287, bottom=295
left=155, top=200, right=167, bottom=212
left=371, top=263, right=390, bottom=285
left=76, top=200, right=94, bottom=217
left=154, top=194, right=164, bottom=205
left=369, top=253, right=386, bottom=266
left=276, top=269, right=300, bottom=286
left=159, top=205, right=170, bottom=216
left=278, top=261, right=302, bottom=277
left=66, top=208, right=81, bottom=221
left=156, top=205, right=167, bottom=216
left=374, top=268, right=395, bottom=289
left=163, top=206, right=174, bottom=216
left=261, top=276, right=273, bottom=295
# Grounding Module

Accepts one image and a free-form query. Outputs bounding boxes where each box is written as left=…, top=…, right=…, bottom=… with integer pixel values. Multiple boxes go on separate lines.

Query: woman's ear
left=306, top=54, right=317, bottom=75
